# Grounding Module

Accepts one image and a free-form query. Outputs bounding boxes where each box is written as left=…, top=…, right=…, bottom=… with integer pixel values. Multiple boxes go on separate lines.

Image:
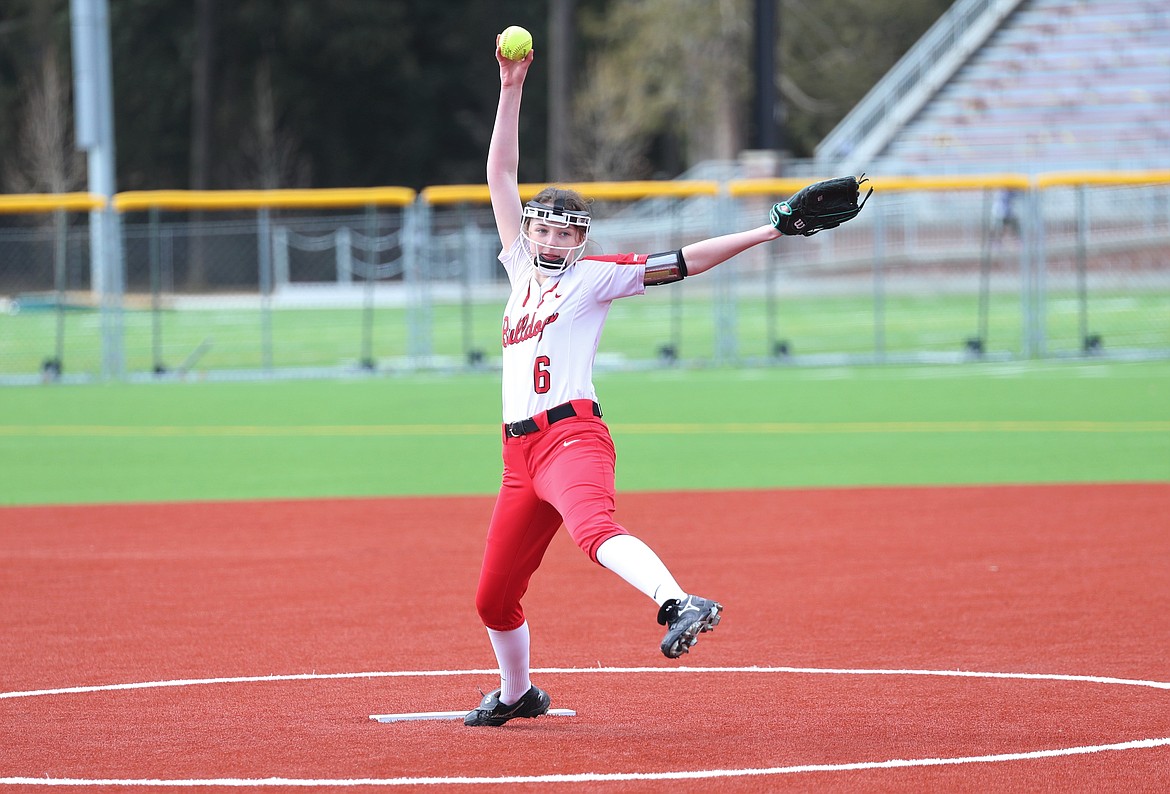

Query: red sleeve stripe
left=582, top=253, right=647, bottom=265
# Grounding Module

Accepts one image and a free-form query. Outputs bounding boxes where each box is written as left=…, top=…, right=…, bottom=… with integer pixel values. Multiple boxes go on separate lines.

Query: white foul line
left=3, top=666, right=1169, bottom=787
left=0, top=668, right=500, bottom=700
left=6, top=665, right=1170, bottom=701
left=3, top=739, right=1170, bottom=787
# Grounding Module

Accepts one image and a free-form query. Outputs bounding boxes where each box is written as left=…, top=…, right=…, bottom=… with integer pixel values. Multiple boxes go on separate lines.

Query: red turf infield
left=2, top=483, right=1169, bottom=792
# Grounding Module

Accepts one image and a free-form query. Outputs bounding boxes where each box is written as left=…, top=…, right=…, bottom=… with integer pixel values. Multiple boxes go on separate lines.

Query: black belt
left=505, top=401, right=602, bottom=438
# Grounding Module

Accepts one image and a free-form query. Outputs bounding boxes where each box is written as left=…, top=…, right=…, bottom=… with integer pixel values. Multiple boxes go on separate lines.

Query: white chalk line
left=3, top=739, right=1170, bottom=788
left=3, top=666, right=1170, bottom=788
left=6, top=665, right=1170, bottom=700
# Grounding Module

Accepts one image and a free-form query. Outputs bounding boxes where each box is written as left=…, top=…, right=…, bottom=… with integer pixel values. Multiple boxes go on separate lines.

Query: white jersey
left=499, top=236, right=646, bottom=423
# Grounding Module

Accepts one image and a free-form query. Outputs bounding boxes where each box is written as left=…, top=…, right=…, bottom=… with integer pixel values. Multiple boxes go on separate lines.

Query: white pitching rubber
left=370, top=708, right=576, bottom=723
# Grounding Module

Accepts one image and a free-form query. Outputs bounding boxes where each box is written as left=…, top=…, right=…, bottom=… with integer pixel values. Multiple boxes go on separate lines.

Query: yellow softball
left=499, top=25, right=533, bottom=61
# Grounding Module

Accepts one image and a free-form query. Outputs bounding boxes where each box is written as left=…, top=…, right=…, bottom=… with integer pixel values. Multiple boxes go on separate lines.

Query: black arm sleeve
left=643, top=250, right=688, bottom=286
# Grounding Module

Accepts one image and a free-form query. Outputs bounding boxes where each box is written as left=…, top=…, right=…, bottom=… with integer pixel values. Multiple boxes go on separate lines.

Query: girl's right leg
left=486, top=622, right=531, bottom=705
left=474, top=477, right=562, bottom=634
left=472, top=441, right=562, bottom=711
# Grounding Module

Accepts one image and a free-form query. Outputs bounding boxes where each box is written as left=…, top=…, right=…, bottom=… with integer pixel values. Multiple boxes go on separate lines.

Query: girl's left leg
left=534, top=423, right=686, bottom=604
left=535, top=422, right=723, bottom=658
left=595, top=533, right=686, bottom=606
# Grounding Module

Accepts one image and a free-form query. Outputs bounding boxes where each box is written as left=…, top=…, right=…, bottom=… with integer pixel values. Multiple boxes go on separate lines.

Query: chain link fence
left=1, top=175, right=1167, bottom=384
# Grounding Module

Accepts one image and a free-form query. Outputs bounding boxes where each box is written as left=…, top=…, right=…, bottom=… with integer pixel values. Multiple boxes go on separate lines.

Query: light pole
left=70, top=0, right=124, bottom=378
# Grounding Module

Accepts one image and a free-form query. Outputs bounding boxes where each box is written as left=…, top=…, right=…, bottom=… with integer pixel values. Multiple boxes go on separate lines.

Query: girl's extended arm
left=487, top=42, right=534, bottom=248
left=680, top=224, right=784, bottom=277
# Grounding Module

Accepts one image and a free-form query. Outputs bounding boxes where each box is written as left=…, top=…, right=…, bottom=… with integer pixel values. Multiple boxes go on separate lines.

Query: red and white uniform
left=499, top=236, right=645, bottom=420
left=474, top=237, right=650, bottom=632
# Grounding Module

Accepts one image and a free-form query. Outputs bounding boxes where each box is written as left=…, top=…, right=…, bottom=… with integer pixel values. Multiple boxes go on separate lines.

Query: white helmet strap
left=522, top=199, right=591, bottom=232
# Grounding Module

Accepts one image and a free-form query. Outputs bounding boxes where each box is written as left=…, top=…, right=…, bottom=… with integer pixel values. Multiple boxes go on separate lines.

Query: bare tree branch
left=3, top=41, right=85, bottom=194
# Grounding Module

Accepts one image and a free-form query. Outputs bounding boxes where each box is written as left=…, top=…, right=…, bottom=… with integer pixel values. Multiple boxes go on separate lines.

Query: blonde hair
left=529, top=186, right=589, bottom=214
left=525, top=187, right=589, bottom=236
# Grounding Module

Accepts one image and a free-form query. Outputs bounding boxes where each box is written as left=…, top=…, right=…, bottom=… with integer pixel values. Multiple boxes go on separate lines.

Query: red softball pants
left=474, top=400, right=628, bottom=632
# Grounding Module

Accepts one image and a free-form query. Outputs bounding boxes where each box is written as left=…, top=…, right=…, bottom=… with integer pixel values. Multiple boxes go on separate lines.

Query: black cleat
left=463, top=685, right=551, bottom=727
left=658, top=595, right=722, bottom=658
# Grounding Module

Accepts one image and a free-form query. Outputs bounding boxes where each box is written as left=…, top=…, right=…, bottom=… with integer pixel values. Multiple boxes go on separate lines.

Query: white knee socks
left=595, top=534, right=687, bottom=606
left=484, top=536, right=685, bottom=706
left=486, top=622, right=531, bottom=705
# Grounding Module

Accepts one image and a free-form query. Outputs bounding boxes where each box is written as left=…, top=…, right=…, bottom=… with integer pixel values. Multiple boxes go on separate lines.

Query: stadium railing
left=0, top=172, right=1167, bottom=383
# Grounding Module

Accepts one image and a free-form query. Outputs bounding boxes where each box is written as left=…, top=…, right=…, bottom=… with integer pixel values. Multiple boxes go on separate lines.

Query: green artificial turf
left=3, top=289, right=1168, bottom=377
left=1, top=361, right=1167, bottom=506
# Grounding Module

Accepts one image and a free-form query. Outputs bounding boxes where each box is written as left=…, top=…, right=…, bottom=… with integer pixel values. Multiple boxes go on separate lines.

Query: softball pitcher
left=465, top=35, right=868, bottom=728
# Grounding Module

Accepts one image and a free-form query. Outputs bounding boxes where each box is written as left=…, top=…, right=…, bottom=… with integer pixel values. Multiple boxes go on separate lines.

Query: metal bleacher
left=817, top=0, right=1170, bottom=176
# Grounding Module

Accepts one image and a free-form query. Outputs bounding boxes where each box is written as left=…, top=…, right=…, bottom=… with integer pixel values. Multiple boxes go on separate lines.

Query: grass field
left=2, top=288, right=1168, bottom=377
left=1, top=360, right=1167, bottom=506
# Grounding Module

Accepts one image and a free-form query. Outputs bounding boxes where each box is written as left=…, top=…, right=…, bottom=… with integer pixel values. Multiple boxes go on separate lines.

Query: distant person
left=992, top=188, right=1021, bottom=241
